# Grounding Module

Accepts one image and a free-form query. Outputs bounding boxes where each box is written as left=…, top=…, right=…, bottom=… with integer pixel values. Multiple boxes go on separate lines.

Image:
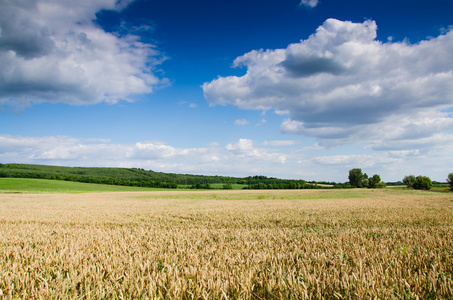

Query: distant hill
left=0, top=163, right=335, bottom=189
left=0, top=163, right=236, bottom=189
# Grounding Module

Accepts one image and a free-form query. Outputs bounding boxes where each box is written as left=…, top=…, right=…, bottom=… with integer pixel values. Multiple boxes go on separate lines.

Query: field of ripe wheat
left=0, top=188, right=452, bottom=299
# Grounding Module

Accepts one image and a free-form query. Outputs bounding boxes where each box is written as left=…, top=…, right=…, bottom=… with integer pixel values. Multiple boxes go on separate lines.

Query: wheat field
left=0, top=189, right=452, bottom=299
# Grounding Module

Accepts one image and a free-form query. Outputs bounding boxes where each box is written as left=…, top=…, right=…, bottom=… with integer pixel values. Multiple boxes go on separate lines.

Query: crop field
left=0, top=186, right=452, bottom=299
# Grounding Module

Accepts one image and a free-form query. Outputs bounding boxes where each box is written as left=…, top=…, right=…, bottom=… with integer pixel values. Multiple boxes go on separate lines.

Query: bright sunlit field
left=0, top=185, right=452, bottom=299
left=0, top=178, right=167, bottom=193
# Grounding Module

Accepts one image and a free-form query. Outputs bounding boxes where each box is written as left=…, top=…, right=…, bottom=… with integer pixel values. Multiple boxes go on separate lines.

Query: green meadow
left=0, top=178, right=164, bottom=193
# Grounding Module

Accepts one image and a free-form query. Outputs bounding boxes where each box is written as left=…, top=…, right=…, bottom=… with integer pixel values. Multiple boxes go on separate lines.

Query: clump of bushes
left=412, top=176, right=433, bottom=190
left=403, top=175, right=432, bottom=190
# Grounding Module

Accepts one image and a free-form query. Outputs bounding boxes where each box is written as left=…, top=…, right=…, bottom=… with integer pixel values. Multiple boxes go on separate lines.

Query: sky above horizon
left=1, top=0, right=452, bottom=182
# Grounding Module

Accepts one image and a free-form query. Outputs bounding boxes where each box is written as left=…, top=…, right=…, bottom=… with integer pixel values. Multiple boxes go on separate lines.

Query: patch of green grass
left=431, top=186, right=451, bottom=191
left=385, top=187, right=451, bottom=195
left=0, top=178, right=163, bottom=193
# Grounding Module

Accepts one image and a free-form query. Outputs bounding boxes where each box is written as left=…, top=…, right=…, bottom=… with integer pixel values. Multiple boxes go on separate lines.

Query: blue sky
left=1, top=0, right=452, bottom=182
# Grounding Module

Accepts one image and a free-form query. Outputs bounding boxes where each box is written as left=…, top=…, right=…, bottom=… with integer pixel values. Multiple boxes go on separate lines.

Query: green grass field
left=0, top=178, right=166, bottom=193
left=0, top=178, right=249, bottom=193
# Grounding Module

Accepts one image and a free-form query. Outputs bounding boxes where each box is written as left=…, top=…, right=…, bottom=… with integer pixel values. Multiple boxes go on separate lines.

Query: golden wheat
left=0, top=189, right=452, bottom=299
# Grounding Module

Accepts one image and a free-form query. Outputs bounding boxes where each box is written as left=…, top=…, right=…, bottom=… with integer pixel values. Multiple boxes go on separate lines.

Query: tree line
left=0, top=164, right=322, bottom=190
left=1, top=164, right=451, bottom=191
left=0, top=164, right=347, bottom=190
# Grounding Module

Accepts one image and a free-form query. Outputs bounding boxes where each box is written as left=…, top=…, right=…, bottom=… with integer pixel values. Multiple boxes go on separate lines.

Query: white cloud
left=135, top=141, right=210, bottom=160
left=178, top=101, right=198, bottom=108
left=0, top=0, right=165, bottom=109
left=263, top=140, right=300, bottom=146
left=234, top=119, right=249, bottom=126
left=300, top=0, right=319, bottom=8
left=203, top=19, right=453, bottom=152
left=225, top=139, right=287, bottom=164
left=311, top=154, right=398, bottom=168
left=0, top=134, right=224, bottom=172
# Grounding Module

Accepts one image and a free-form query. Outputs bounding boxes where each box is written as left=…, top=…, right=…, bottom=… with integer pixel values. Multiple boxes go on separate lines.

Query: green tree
left=348, top=168, right=364, bottom=188
left=402, top=175, right=416, bottom=188
left=412, top=176, right=432, bottom=190
left=447, top=173, right=453, bottom=191
left=368, top=174, right=381, bottom=188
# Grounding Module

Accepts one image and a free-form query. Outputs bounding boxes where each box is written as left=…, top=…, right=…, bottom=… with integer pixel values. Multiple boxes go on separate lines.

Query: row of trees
left=2, top=164, right=451, bottom=191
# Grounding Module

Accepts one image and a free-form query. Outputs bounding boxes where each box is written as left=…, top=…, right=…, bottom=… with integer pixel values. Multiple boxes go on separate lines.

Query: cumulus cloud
left=203, top=19, right=453, bottom=150
left=234, top=119, right=249, bottom=126
left=0, top=134, right=214, bottom=165
left=263, top=140, right=300, bottom=146
left=0, top=0, right=165, bottom=109
left=225, top=139, right=287, bottom=163
left=300, top=0, right=319, bottom=8
left=178, top=101, right=198, bottom=108
left=311, top=153, right=399, bottom=168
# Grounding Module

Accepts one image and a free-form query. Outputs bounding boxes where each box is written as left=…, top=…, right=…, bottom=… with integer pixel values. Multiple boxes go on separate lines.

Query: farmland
left=0, top=184, right=452, bottom=299
left=0, top=178, right=167, bottom=193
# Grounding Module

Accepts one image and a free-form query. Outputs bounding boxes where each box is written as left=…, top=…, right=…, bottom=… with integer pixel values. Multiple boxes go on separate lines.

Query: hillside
left=0, top=163, right=237, bottom=189
left=0, top=163, right=326, bottom=190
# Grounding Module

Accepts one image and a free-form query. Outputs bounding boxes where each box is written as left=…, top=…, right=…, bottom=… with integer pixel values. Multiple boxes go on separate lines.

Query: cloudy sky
left=1, top=0, right=452, bottom=182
